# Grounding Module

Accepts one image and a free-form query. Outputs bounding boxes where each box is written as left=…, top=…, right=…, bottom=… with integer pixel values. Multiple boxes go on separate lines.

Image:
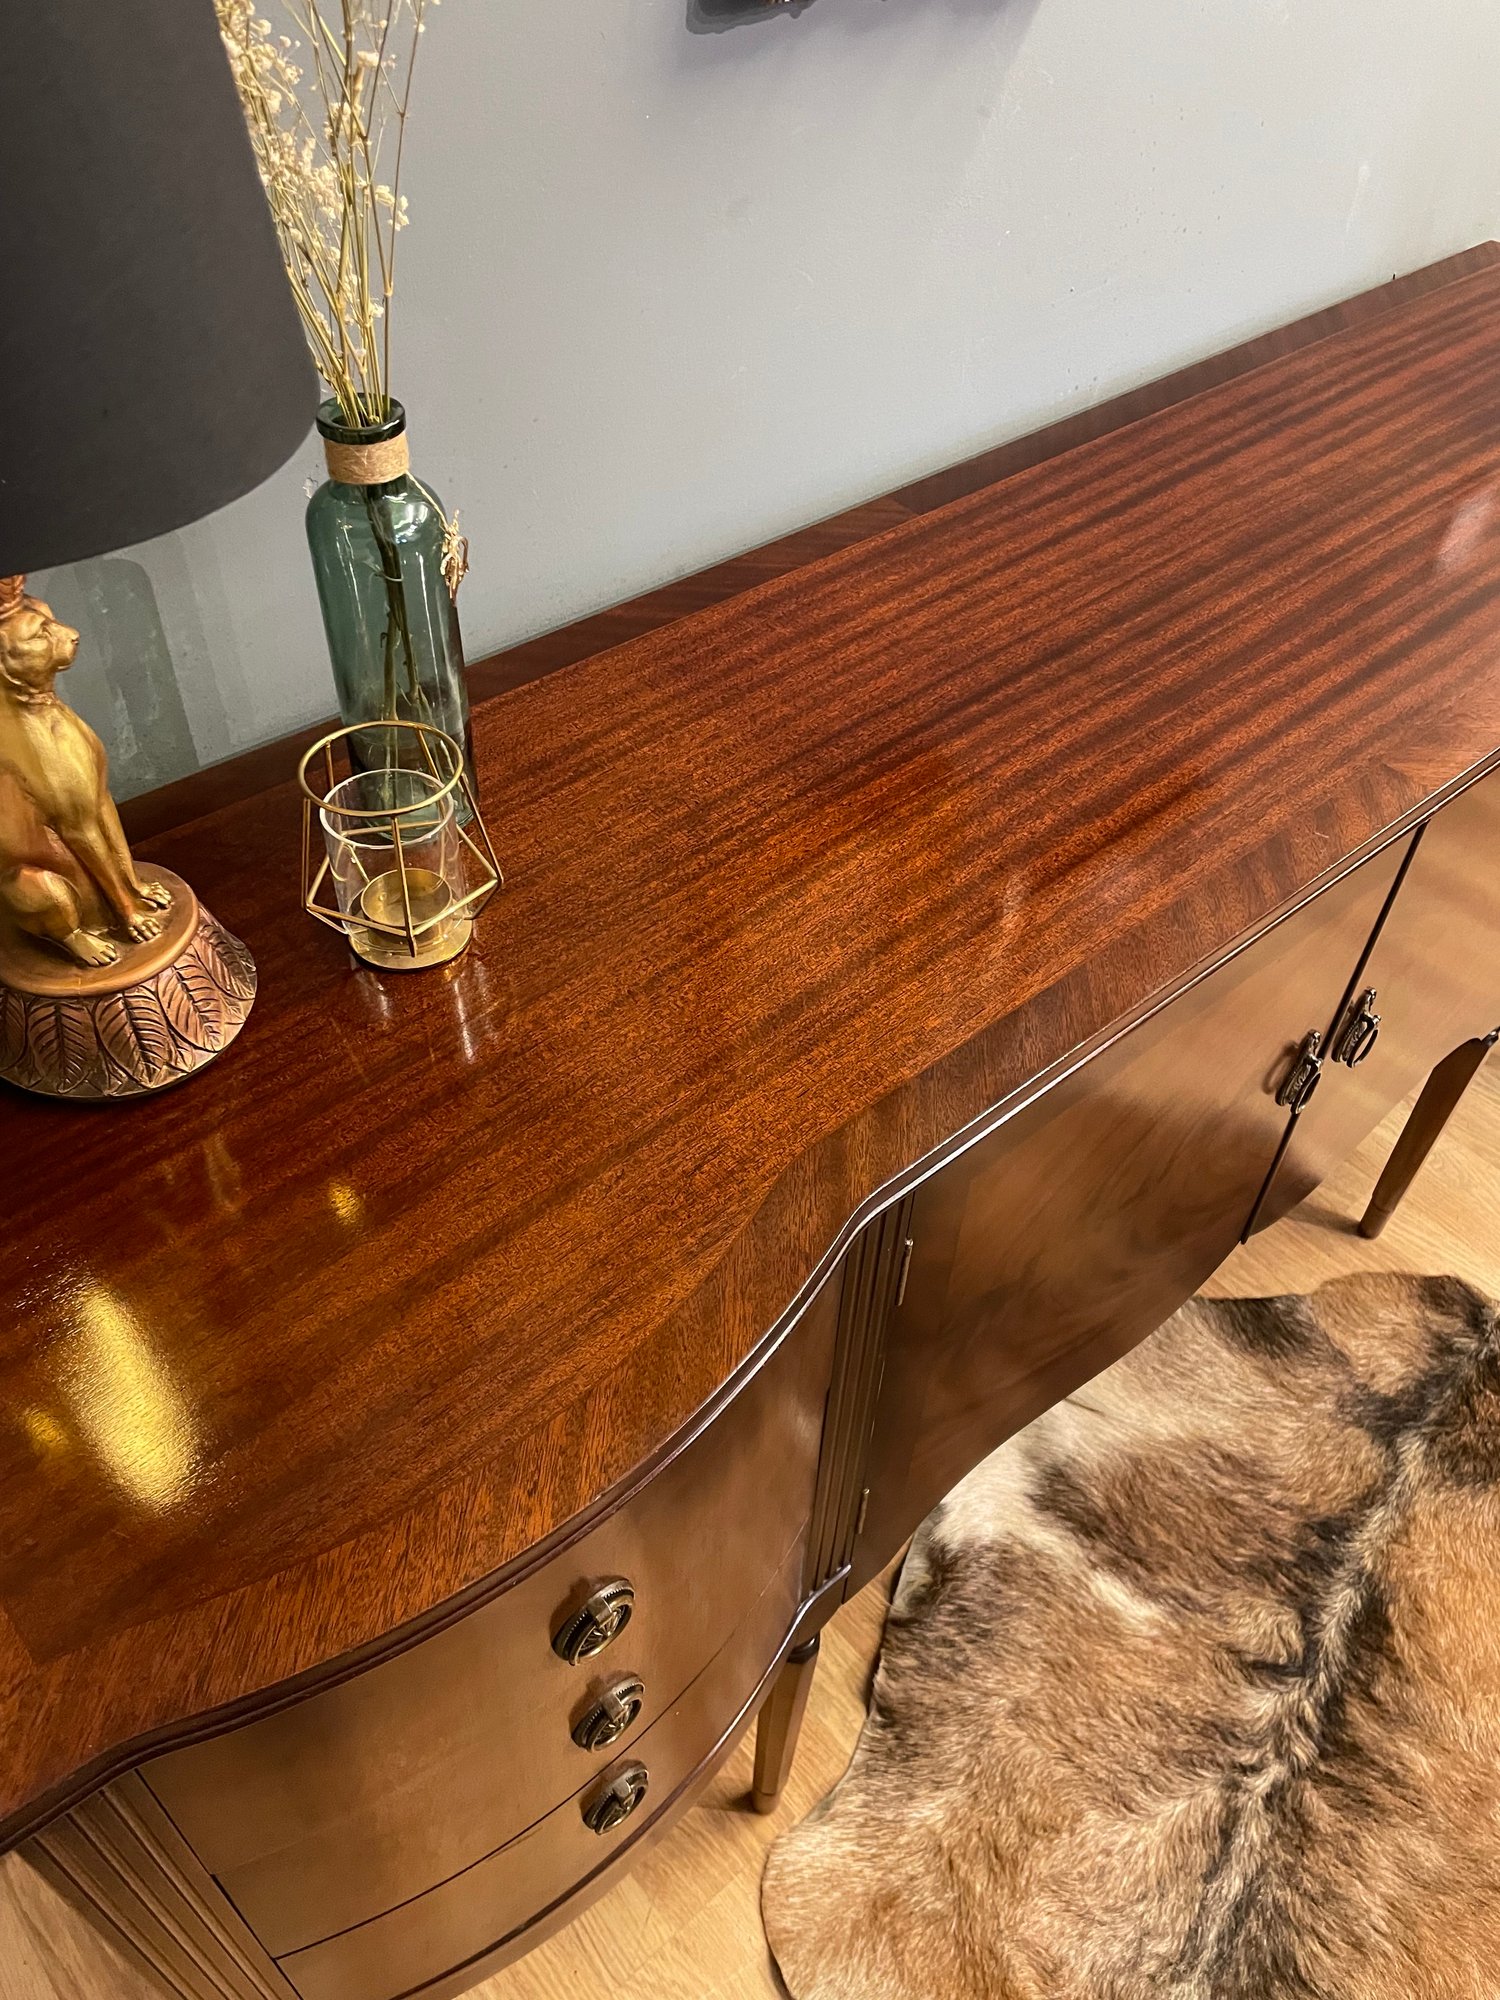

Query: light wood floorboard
left=6, top=1060, right=1499, bottom=2000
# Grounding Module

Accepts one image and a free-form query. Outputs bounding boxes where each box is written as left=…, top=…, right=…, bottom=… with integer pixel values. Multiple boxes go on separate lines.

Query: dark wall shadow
left=680, top=0, right=1043, bottom=97
left=688, top=0, right=818, bottom=30
left=689, top=0, right=1028, bottom=28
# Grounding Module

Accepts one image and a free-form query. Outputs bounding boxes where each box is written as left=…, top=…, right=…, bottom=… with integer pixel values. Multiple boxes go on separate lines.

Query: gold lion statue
left=0, top=576, right=171, bottom=970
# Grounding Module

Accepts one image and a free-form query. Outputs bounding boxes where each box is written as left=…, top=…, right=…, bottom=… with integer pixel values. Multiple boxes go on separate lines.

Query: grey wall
left=36, top=0, right=1500, bottom=799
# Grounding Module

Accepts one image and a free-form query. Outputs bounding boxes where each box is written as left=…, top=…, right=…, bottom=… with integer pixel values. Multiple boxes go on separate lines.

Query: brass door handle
left=580, top=1761, right=649, bottom=1834
left=1276, top=1030, right=1324, bottom=1113
left=1331, top=988, right=1381, bottom=1068
left=572, top=1675, right=646, bottom=1752
left=551, top=1579, right=636, bottom=1664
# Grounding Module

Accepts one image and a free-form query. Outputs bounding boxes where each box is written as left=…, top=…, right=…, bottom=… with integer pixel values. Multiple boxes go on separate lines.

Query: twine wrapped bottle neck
left=316, top=394, right=410, bottom=486
left=322, top=433, right=411, bottom=485
left=310, top=395, right=468, bottom=596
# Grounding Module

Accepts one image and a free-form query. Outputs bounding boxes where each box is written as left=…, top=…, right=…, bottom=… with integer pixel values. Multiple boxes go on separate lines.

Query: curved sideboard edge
left=0, top=1245, right=847, bottom=1855
left=6, top=747, right=1488, bottom=1855
left=11, top=738, right=1500, bottom=1855
left=11, top=258, right=1500, bottom=1859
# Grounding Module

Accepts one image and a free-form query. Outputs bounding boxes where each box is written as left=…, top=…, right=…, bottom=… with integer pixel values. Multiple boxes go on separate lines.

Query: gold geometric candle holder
left=299, top=721, right=500, bottom=971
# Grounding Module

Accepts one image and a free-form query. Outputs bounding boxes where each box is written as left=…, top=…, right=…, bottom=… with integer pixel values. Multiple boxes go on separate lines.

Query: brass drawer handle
left=572, top=1675, right=646, bottom=1752
left=551, top=1579, right=636, bottom=1664
left=1276, top=1029, right=1324, bottom=1113
left=580, top=1761, right=649, bottom=1835
left=1331, top=988, right=1381, bottom=1068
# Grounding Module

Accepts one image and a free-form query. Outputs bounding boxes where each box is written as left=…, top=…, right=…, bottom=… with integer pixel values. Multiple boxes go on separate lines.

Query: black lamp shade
left=0, top=2, right=318, bottom=575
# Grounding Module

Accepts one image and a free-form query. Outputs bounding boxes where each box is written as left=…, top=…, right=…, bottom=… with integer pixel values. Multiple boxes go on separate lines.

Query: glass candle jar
left=300, top=722, right=500, bottom=972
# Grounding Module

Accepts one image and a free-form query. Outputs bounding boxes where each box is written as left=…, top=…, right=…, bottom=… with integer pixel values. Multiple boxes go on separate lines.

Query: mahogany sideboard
left=6, top=245, right=1500, bottom=2000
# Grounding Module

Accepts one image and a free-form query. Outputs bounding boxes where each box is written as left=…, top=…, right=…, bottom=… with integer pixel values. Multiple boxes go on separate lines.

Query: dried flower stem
left=215, top=0, right=434, bottom=427
left=218, top=0, right=468, bottom=744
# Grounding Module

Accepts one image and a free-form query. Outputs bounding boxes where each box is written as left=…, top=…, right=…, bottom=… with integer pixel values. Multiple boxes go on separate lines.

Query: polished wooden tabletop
left=6, top=247, right=1500, bottom=1844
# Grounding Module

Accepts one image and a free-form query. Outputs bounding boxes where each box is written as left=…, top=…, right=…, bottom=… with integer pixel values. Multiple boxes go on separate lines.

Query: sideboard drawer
left=276, top=1540, right=802, bottom=2000
left=144, top=1274, right=838, bottom=1955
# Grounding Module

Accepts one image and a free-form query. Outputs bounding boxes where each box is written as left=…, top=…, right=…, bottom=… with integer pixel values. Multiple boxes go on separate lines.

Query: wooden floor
left=7, top=1062, right=1500, bottom=2000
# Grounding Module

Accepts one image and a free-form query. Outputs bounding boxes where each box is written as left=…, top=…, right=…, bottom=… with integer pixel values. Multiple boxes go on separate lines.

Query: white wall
left=38, top=0, right=1500, bottom=798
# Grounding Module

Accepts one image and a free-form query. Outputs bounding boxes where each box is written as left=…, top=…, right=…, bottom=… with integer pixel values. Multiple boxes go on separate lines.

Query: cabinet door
left=1256, top=768, right=1500, bottom=1228
left=851, top=840, right=1407, bottom=1587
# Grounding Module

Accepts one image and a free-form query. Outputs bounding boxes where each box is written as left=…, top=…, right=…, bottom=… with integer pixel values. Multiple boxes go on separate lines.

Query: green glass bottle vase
left=305, top=398, right=475, bottom=806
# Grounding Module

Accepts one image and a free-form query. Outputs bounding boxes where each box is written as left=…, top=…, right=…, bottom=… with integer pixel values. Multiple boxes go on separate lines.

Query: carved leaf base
left=0, top=871, right=256, bottom=1101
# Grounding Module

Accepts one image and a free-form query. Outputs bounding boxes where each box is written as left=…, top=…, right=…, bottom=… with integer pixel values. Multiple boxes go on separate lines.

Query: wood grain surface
left=116, top=245, right=1500, bottom=850
left=11, top=1064, right=1500, bottom=2000
left=6, top=247, right=1500, bottom=1846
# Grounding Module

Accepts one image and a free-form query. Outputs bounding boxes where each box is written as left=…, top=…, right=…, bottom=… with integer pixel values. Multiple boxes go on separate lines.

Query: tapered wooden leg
left=1359, top=1031, right=1498, bottom=1238
left=751, top=1634, right=820, bottom=1814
